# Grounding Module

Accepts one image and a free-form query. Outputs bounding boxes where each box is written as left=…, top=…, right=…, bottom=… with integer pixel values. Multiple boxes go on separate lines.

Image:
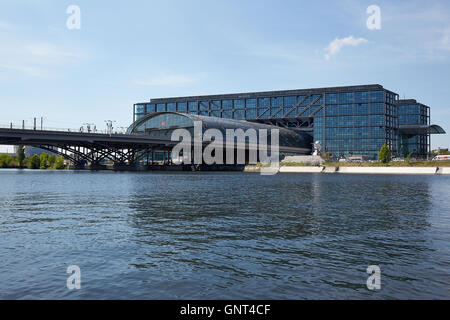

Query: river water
left=0, top=169, right=449, bottom=299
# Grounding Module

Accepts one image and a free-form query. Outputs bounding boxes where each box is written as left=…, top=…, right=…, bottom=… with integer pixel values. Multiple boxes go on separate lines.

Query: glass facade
left=397, top=100, right=430, bottom=157
left=133, top=85, right=438, bottom=160
left=314, top=90, right=399, bottom=159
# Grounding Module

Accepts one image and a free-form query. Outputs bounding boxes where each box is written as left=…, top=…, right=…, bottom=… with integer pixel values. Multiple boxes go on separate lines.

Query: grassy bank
left=253, top=160, right=450, bottom=168
left=324, top=160, right=450, bottom=167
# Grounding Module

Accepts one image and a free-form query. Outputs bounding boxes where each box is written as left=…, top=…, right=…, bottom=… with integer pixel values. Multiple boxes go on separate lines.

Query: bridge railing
left=0, top=123, right=129, bottom=135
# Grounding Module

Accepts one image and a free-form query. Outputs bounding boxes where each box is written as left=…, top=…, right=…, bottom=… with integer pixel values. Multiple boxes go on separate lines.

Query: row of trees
left=378, top=143, right=415, bottom=163
left=0, top=146, right=66, bottom=169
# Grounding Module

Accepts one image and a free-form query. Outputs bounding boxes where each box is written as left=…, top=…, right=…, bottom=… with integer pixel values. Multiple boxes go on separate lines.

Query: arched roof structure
left=127, top=112, right=312, bottom=154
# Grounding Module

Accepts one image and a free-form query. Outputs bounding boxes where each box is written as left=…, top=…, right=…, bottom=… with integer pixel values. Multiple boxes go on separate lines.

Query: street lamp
left=104, top=120, right=116, bottom=136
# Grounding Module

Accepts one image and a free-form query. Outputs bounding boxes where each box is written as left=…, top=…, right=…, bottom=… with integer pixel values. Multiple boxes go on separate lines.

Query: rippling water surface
left=0, top=169, right=449, bottom=299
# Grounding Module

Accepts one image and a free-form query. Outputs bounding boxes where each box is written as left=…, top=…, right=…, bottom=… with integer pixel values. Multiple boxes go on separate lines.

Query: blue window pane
left=146, top=104, right=155, bottom=113
left=315, top=95, right=324, bottom=105
left=326, top=93, right=338, bottom=104
left=258, top=97, right=270, bottom=107
left=234, top=99, right=245, bottom=109
left=370, top=115, right=385, bottom=125
left=222, top=110, right=232, bottom=118
left=339, top=104, right=353, bottom=115
left=271, top=97, right=283, bottom=107
left=355, top=103, right=368, bottom=114
left=339, top=92, right=354, bottom=103
left=284, top=107, right=295, bottom=117
left=271, top=107, right=282, bottom=117
left=284, top=96, right=297, bottom=106
left=156, top=104, right=165, bottom=112
left=199, top=101, right=209, bottom=111
left=297, top=95, right=306, bottom=104
left=167, top=103, right=176, bottom=112
left=325, top=105, right=338, bottom=116
left=370, top=91, right=384, bottom=102
left=370, top=103, right=385, bottom=114
left=211, top=100, right=221, bottom=110
left=177, top=102, right=187, bottom=112
left=210, top=110, right=221, bottom=118
left=315, top=108, right=324, bottom=116
left=223, top=100, right=233, bottom=110
left=355, top=92, right=369, bottom=103
left=258, top=108, right=269, bottom=118
left=233, top=109, right=245, bottom=119
left=246, top=99, right=257, bottom=108
left=188, top=101, right=197, bottom=111
left=246, top=108, right=257, bottom=119
left=136, top=104, right=145, bottom=113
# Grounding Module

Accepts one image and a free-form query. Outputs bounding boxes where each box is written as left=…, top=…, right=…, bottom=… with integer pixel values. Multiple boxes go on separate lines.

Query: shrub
left=28, top=154, right=41, bottom=169
left=48, top=154, right=57, bottom=168
left=40, top=153, right=49, bottom=169
left=17, top=146, right=25, bottom=167
left=406, top=152, right=413, bottom=164
left=54, top=156, right=66, bottom=170
left=0, top=154, right=14, bottom=168
left=378, top=143, right=391, bottom=164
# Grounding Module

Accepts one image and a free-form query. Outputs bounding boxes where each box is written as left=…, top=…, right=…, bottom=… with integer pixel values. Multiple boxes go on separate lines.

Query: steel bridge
left=0, top=128, right=179, bottom=169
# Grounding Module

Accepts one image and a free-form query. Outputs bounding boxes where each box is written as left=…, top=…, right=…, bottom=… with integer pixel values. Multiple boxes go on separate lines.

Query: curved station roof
left=399, top=124, right=446, bottom=135
left=127, top=112, right=312, bottom=154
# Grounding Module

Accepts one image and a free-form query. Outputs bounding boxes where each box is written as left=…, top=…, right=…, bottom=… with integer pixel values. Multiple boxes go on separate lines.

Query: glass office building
left=397, top=99, right=430, bottom=157
left=133, top=85, right=445, bottom=160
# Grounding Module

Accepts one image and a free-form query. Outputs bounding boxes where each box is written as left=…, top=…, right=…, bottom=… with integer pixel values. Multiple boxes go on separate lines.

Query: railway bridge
left=0, top=127, right=179, bottom=169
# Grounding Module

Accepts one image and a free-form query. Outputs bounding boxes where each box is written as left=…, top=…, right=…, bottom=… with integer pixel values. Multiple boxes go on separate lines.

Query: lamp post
left=105, top=120, right=116, bottom=136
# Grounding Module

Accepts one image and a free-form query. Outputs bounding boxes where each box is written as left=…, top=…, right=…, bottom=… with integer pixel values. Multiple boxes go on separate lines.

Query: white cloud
left=324, top=36, right=368, bottom=60
left=135, top=74, right=197, bottom=87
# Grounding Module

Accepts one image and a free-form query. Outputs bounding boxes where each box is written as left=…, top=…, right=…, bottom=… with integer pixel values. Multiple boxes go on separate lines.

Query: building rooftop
left=139, top=84, right=396, bottom=104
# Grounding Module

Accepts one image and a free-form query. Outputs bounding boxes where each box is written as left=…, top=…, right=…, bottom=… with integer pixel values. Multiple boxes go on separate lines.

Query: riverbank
left=245, top=165, right=450, bottom=175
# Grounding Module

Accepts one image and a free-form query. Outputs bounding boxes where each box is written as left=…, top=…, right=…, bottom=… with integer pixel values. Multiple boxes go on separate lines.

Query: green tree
left=17, top=146, right=25, bottom=167
left=28, top=154, right=41, bottom=169
left=0, top=154, right=14, bottom=168
left=48, top=154, right=57, bottom=168
left=322, top=151, right=330, bottom=162
left=406, top=152, right=413, bottom=164
left=40, top=153, right=49, bottom=169
left=54, top=156, right=66, bottom=170
left=378, top=143, right=391, bottom=164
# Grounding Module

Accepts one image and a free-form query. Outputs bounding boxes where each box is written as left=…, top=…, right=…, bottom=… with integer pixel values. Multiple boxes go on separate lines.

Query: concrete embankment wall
left=279, top=166, right=324, bottom=173
left=336, top=166, right=438, bottom=175
left=437, top=167, right=450, bottom=175
left=245, top=166, right=450, bottom=175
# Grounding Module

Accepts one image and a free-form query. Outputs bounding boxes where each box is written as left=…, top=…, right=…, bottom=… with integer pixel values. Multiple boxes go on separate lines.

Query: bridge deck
left=0, top=128, right=176, bottom=148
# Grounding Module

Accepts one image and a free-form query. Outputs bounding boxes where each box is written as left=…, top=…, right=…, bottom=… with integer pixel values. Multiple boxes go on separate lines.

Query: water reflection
left=0, top=170, right=448, bottom=299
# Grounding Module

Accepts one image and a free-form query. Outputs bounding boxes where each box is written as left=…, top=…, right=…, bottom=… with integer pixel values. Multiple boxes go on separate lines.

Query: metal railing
left=0, top=123, right=130, bottom=135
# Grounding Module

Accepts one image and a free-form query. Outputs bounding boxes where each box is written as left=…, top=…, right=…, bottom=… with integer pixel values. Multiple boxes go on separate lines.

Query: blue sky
left=1, top=0, right=449, bottom=151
